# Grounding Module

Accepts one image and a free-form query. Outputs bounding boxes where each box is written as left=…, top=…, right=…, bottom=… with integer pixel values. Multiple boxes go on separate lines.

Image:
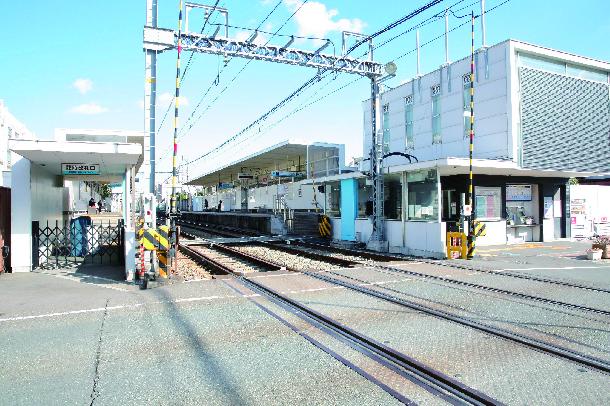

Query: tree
left=100, top=183, right=112, bottom=199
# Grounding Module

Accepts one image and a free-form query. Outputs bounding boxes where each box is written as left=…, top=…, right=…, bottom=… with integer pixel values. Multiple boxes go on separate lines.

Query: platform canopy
left=9, top=139, right=143, bottom=182
left=187, top=140, right=345, bottom=187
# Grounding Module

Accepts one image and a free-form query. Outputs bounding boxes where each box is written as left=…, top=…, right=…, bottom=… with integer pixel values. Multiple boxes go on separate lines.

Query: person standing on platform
left=217, top=200, right=223, bottom=212
left=97, top=199, right=103, bottom=214
left=204, top=199, right=208, bottom=210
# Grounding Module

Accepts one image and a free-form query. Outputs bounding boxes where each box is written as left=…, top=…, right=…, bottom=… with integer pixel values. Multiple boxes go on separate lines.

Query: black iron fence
left=33, top=219, right=124, bottom=269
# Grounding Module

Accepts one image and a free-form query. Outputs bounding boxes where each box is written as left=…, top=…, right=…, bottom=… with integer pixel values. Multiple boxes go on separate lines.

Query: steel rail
left=180, top=221, right=610, bottom=315
left=370, top=264, right=610, bottom=317
left=293, top=240, right=610, bottom=316
left=308, top=270, right=610, bottom=375
left=297, top=239, right=610, bottom=294
left=239, top=275, right=501, bottom=405
left=178, top=243, right=232, bottom=275
left=182, top=240, right=500, bottom=403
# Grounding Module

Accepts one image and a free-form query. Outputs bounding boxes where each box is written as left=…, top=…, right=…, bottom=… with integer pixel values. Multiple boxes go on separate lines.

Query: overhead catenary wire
left=156, top=0, right=222, bottom=135
left=175, top=0, right=311, bottom=142
left=215, top=0, right=512, bottom=160
left=181, top=0, right=448, bottom=171
left=157, top=0, right=296, bottom=164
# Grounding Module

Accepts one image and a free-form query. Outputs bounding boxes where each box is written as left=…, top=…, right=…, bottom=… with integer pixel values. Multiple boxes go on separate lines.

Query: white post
left=416, top=30, right=421, bottom=76
left=444, top=9, right=450, bottom=64
left=481, top=0, right=487, bottom=47
left=10, top=156, right=32, bottom=272
left=123, top=167, right=136, bottom=281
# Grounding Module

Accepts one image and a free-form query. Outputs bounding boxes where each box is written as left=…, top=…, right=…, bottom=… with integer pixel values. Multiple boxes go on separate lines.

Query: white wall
left=10, top=157, right=32, bottom=272
left=404, top=221, right=446, bottom=258
left=30, top=163, right=67, bottom=226
left=195, top=180, right=326, bottom=212
left=364, top=41, right=512, bottom=167
left=475, top=220, right=507, bottom=246
left=0, top=100, right=35, bottom=174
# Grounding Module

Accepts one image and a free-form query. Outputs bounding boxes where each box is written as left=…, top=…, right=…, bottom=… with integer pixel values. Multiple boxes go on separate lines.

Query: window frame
left=404, top=95, right=414, bottom=150
left=431, top=85, right=442, bottom=144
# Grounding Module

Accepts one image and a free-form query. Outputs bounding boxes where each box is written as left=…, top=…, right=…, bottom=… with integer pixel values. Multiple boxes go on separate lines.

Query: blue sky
left=1, top=0, right=609, bottom=180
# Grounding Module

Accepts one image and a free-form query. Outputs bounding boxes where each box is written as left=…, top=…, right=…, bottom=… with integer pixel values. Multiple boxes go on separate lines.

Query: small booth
left=9, top=137, right=143, bottom=278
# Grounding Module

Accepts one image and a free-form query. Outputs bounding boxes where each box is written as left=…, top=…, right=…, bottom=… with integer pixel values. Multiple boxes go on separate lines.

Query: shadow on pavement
left=152, top=288, right=249, bottom=404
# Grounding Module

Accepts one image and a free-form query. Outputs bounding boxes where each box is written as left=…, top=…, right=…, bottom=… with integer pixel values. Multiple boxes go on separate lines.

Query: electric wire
left=182, top=0, right=448, bottom=171
left=158, top=0, right=300, bottom=164
left=175, top=0, right=311, bottom=141
left=221, top=0, right=513, bottom=157
left=156, top=0, right=222, bottom=135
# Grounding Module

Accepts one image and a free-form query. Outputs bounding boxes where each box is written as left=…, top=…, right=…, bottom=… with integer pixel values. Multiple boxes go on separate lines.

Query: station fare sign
left=237, top=172, right=255, bottom=180
left=62, top=163, right=100, bottom=175
left=218, top=182, right=233, bottom=190
left=270, top=170, right=304, bottom=178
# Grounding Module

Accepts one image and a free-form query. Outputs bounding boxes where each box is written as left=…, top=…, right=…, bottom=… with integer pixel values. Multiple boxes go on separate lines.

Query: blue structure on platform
left=340, top=178, right=358, bottom=241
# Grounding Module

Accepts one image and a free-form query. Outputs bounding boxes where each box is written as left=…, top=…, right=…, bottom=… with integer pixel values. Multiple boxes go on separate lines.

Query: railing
left=33, top=219, right=124, bottom=269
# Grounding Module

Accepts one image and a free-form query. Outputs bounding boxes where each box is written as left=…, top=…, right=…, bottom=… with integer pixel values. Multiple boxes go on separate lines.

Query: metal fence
left=33, top=219, right=124, bottom=269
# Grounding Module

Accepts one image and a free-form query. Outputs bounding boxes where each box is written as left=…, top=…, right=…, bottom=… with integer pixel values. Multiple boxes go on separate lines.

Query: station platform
left=180, top=211, right=321, bottom=237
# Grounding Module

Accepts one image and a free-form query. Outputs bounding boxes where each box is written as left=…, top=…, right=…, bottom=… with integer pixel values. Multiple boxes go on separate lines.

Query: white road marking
left=498, top=266, right=610, bottom=271
left=0, top=294, right=239, bottom=323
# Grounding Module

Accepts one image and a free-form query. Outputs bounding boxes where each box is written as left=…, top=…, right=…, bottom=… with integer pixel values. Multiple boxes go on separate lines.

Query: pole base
left=366, top=240, right=389, bottom=252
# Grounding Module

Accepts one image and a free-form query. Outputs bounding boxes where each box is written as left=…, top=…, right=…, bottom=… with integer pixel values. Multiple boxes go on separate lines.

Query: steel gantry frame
left=143, top=1, right=390, bottom=249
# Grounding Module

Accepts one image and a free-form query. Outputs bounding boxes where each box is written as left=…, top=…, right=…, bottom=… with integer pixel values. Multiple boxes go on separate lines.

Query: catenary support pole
left=145, top=0, right=158, bottom=194
left=467, top=11, right=476, bottom=259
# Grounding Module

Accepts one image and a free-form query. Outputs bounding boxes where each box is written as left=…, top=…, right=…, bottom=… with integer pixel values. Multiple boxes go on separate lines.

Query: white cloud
left=72, top=78, right=93, bottom=95
left=235, top=30, right=269, bottom=46
left=70, top=103, right=108, bottom=115
left=136, top=93, right=190, bottom=111
left=159, top=92, right=189, bottom=106
left=284, top=0, right=365, bottom=41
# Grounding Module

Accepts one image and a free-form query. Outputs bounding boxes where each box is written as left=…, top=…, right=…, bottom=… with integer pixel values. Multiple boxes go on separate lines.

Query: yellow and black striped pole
left=170, top=1, right=184, bottom=272
left=467, top=11, right=476, bottom=260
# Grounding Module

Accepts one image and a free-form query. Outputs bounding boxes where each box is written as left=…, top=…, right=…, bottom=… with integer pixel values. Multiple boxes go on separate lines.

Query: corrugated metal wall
left=519, top=67, right=610, bottom=172
left=0, top=186, right=10, bottom=273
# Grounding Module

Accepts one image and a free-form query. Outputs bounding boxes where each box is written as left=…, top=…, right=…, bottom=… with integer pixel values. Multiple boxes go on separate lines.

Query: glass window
left=357, top=178, right=372, bottom=218
left=382, top=104, right=390, bottom=154
left=474, top=186, right=502, bottom=219
left=566, top=64, right=608, bottom=83
left=384, top=175, right=402, bottom=220
left=326, top=182, right=341, bottom=217
left=404, top=95, right=414, bottom=150
left=519, top=53, right=566, bottom=75
left=308, top=146, right=341, bottom=178
left=431, top=85, right=441, bottom=144
left=463, top=74, right=472, bottom=139
left=407, top=169, right=438, bottom=221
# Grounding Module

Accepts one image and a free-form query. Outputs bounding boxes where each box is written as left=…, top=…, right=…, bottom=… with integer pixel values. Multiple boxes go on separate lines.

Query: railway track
left=180, top=241, right=501, bottom=405
left=179, top=239, right=610, bottom=375
left=178, top=222, right=610, bottom=316
left=294, top=240, right=610, bottom=294
left=281, top=241, right=610, bottom=317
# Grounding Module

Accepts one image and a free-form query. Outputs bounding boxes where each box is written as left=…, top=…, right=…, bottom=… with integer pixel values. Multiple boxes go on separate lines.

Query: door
left=0, top=187, right=11, bottom=273
left=553, top=186, right=564, bottom=239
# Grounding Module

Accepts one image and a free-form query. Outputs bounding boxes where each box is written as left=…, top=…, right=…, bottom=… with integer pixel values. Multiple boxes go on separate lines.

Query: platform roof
left=187, top=140, right=343, bottom=187
left=9, top=139, right=143, bottom=182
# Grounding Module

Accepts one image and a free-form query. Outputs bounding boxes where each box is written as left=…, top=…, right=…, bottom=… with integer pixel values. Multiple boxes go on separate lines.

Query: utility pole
left=144, top=0, right=157, bottom=195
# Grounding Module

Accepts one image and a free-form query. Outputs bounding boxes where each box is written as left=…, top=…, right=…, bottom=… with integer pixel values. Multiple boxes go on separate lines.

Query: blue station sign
left=62, top=163, right=100, bottom=175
